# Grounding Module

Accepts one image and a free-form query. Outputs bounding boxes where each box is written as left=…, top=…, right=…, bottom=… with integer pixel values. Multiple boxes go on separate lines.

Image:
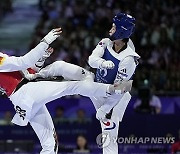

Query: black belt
left=14, top=78, right=30, bottom=93
left=14, top=76, right=64, bottom=93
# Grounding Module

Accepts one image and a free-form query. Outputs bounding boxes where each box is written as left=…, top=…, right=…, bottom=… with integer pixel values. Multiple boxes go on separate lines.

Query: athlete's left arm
left=114, top=56, right=137, bottom=83
left=31, top=47, right=53, bottom=72
left=21, top=47, right=53, bottom=79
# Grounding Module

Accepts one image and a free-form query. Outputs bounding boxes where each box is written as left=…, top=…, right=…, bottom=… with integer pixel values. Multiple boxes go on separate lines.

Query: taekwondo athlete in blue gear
left=88, top=12, right=140, bottom=154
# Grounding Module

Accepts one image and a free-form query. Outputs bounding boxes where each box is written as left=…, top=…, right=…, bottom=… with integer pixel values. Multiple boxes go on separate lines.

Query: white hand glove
left=96, top=108, right=107, bottom=121
left=114, top=80, right=133, bottom=94
left=21, top=70, right=37, bottom=80
left=101, top=60, right=115, bottom=69
left=42, top=28, right=62, bottom=45
left=24, top=73, right=38, bottom=80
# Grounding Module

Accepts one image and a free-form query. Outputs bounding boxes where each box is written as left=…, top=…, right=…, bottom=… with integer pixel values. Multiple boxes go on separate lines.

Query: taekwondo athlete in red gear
left=0, top=28, right=62, bottom=154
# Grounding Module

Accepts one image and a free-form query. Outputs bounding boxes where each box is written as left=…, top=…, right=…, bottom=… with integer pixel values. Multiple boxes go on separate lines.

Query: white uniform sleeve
left=88, top=39, right=107, bottom=68
left=31, top=49, right=52, bottom=72
left=0, top=42, right=48, bottom=72
left=114, top=56, right=137, bottom=83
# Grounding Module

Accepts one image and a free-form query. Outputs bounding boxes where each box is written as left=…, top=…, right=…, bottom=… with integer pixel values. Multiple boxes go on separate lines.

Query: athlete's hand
left=25, top=73, right=38, bottom=80
left=21, top=70, right=37, bottom=80
left=96, top=108, right=107, bottom=121
left=42, top=28, right=62, bottom=45
left=101, top=60, right=115, bottom=69
left=114, top=80, right=133, bottom=94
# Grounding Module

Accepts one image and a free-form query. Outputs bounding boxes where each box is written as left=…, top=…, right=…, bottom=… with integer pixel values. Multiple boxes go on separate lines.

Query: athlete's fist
left=42, top=28, right=62, bottom=45
left=21, top=70, right=38, bottom=80
left=24, top=73, right=38, bottom=80
left=101, top=60, right=115, bottom=69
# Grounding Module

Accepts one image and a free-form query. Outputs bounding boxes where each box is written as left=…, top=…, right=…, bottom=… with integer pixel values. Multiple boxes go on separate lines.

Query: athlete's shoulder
left=126, top=39, right=140, bottom=58
left=122, top=56, right=135, bottom=65
left=0, top=52, right=5, bottom=57
left=0, top=52, right=8, bottom=58
left=128, top=39, right=135, bottom=51
left=98, top=38, right=112, bottom=47
left=0, top=52, right=9, bottom=66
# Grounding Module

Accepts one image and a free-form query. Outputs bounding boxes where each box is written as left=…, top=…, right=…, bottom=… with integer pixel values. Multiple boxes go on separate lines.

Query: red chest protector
left=0, top=68, right=36, bottom=97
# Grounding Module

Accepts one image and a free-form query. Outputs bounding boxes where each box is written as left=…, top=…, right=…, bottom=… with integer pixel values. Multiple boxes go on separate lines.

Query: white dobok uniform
left=88, top=38, right=140, bottom=154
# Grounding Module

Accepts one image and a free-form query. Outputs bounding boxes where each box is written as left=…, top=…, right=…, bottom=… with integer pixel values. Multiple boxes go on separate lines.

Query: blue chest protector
left=95, top=47, right=120, bottom=84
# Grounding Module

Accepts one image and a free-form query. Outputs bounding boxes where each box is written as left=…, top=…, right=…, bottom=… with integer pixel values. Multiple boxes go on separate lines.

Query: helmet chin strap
left=109, top=34, right=122, bottom=41
left=109, top=35, right=116, bottom=41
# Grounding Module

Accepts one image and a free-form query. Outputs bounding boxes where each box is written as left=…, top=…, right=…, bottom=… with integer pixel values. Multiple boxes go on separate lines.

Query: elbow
left=88, top=56, right=96, bottom=68
left=88, top=56, right=92, bottom=66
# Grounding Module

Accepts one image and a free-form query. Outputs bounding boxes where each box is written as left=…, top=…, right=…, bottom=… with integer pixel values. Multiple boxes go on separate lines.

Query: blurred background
left=0, top=0, right=180, bottom=153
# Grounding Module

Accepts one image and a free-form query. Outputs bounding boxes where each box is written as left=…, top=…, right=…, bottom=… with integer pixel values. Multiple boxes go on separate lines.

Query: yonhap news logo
left=96, top=132, right=111, bottom=148
left=116, top=136, right=175, bottom=144
left=96, top=134, right=175, bottom=148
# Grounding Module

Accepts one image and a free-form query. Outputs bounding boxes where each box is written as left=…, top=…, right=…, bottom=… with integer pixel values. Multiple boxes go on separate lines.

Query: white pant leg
left=100, top=92, right=131, bottom=154
left=10, top=80, right=109, bottom=126
left=29, top=105, right=58, bottom=154
left=90, top=97, right=119, bottom=154
left=91, top=93, right=131, bottom=154
left=24, top=80, right=109, bottom=103
left=112, top=92, right=131, bottom=122
left=90, top=96, right=107, bottom=110
left=100, top=116, right=119, bottom=154
left=39, top=61, right=93, bottom=81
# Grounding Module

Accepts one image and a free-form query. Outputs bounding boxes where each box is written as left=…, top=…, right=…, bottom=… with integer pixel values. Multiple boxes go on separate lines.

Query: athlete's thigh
left=30, top=105, right=54, bottom=129
left=90, top=97, right=106, bottom=110
left=23, top=80, right=98, bottom=103
left=10, top=81, right=67, bottom=114
left=112, top=92, right=131, bottom=121
left=24, top=81, right=68, bottom=102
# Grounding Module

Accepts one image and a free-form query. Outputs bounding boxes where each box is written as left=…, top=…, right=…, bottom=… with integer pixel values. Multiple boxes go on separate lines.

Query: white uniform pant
left=30, top=105, right=58, bottom=154
left=9, top=80, right=109, bottom=153
left=91, top=92, right=131, bottom=154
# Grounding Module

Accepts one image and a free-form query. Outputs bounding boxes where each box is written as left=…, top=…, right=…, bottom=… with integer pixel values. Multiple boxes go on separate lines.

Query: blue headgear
left=110, top=13, right=135, bottom=40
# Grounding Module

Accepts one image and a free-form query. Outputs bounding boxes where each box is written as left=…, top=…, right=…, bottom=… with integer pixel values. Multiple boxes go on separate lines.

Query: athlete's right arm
left=88, top=39, right=107, bottom=68
left=0, top=28, right=62, bottom=72
left=31, top=47, right=54, bottom=72
left=88, top=38, right=115, bottom=69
